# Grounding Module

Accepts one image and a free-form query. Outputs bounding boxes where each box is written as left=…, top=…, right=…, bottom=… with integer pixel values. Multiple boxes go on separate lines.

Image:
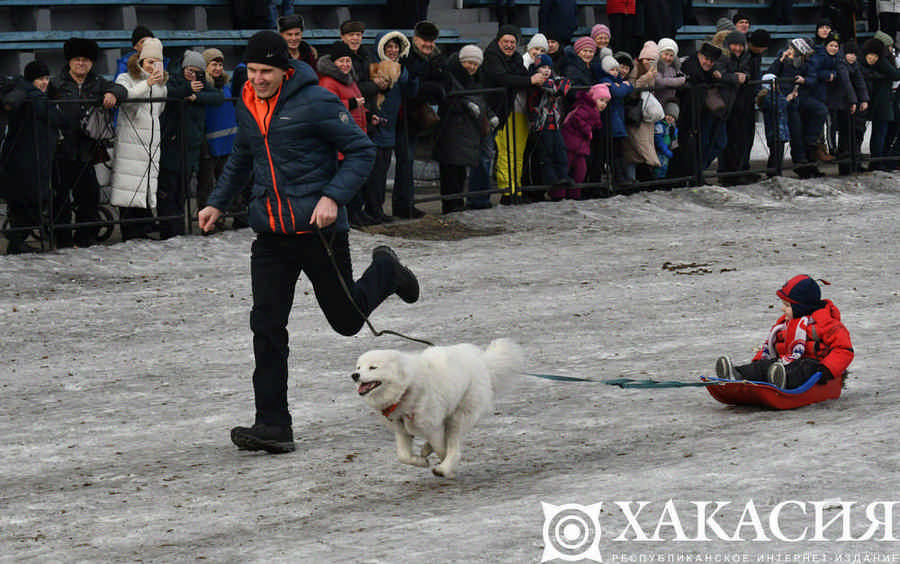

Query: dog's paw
left=432, top=465, right=456, bottom=478
left=399, top=455, right=430, bottom=468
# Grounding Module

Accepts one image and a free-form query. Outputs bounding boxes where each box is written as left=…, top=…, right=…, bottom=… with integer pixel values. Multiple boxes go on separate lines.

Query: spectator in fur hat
left=719, top=30, right=759, bottom=184
left=715, top=275, right=853, bottom=390
left=860, top=37, right=900, bottom=169
left=733, top=12, right=750, bottom=34
left=48, top=37, right=127, bottom=248
left=279, top=14, right=317, bottom=68
left=328, top=20, right=377, bottom=123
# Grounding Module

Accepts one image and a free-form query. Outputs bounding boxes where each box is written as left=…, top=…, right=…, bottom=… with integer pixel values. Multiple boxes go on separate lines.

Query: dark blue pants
left=392, top=124, right=416, bottom=215
left=468, top=134, right=496, bottom=208
left=249, top=231, right=397, bottom=426
left=534, top=129, right=570, bottom=185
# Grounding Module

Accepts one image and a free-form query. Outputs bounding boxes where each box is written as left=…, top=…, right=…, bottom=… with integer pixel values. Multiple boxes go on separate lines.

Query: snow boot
left=767, top=362, right=787, bottom=389
left=231, top=423, right=296, bottom=454
left=715, top=356, right=738, bottom=380
left=373, top=245, right=420, bottom=303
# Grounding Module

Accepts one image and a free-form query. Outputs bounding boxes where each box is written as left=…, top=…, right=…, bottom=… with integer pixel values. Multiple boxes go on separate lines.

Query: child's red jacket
left=753, top=299, right=854, bottom=378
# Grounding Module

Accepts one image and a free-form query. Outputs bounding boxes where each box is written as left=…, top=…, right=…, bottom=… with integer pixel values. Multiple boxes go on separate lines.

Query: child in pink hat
left=559, top=83, right=611, bottom=199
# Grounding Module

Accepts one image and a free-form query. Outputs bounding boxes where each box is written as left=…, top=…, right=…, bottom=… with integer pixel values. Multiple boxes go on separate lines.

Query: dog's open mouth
left=357, top=381, right=381, bottom=396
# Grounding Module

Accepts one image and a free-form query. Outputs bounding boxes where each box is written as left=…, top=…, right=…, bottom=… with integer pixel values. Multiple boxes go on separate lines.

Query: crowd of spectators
left=3, top=6, right=900, bottom=252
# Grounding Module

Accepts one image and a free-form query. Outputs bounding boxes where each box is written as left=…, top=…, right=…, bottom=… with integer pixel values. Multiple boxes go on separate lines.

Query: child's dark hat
left=777, top=275, right=824, bottom=317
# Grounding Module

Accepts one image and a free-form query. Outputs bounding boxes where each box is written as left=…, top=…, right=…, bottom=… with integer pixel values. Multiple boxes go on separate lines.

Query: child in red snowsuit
left=716, top=275, right=854, bottom=389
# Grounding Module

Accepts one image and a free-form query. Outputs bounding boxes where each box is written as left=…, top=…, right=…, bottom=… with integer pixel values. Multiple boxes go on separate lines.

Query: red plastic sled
left=701, top=372, right=843, bottom=410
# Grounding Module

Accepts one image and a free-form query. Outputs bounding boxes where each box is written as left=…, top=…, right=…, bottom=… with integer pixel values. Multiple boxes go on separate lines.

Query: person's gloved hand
left=465, top=101, right=480, bottom=118
left=489, top=115, right=500, bottom=130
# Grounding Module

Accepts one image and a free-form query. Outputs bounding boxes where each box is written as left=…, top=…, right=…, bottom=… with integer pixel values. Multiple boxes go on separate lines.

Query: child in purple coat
left=560, top=83, right=610, bottom=199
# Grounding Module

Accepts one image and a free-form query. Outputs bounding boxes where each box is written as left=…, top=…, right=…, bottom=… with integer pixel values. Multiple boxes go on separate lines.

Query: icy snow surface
left=1, top=173, right=899, bottom=562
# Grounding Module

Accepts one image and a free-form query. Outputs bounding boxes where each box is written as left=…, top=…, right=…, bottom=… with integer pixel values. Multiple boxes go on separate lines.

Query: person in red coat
left=715, top=275, right=854, bottom=389
left=317, top=42, right=367, bottom=133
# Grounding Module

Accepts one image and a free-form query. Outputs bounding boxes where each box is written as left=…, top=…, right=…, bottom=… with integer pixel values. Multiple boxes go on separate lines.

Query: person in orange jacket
left=715, top=275, right=854, bottom=389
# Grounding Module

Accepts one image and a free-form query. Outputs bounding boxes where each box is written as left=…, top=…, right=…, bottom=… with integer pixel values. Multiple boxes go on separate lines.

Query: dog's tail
left=484, top=339, right=525, bottom=391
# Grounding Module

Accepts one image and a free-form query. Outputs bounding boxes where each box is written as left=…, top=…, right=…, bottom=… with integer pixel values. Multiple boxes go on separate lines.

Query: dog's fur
left=368, top=60, right=402, bottom=110
left=352, top=339, right=524, bottom=478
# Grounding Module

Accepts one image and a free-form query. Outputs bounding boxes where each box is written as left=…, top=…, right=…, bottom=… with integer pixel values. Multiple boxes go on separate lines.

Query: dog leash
left=315, top=225, right=435, bottom=347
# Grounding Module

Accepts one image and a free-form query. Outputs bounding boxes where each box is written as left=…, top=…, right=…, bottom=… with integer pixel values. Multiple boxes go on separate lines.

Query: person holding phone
left=110, top=37, right=167, bottom=240
left=156, top=49, right=223, bottom=239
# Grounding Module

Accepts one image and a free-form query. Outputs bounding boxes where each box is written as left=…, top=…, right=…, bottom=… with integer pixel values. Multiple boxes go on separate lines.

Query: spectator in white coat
left=111, top=37, right=167, bottom=240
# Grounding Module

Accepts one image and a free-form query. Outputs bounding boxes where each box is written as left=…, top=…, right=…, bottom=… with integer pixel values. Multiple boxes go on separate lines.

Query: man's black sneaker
left=372, top=245, right=420, bottom=303
left=231, top=423, right=296, bottom=454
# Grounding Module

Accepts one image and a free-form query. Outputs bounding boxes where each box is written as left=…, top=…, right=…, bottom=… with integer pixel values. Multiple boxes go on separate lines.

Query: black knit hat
left=843, top=40, right=859, bottom=55
left=725, top=30, right=746, bottom=46
left=495, top=23, right=520, bottom=42
left=64, top=37, right=99, bottom=62
left=330, top=41, right=355, bottom=61
left=732, top=12, right=750, bottom=25
left=817, top=18, right=832, bottom=31
left=278, top=14, right=304, bottom=32
left=24, top=59, right=50, bottom=82
left=749, top=28, right=771, bottom=47
left=823, top=32, right=840, bottom=46
left=415, top=21, right=440, bottom=41
left=244, top=30, right=291, bottom=70
left=131, top=25, right=154, bottom=47
left=340, top=20, right=365, bottom=35
left=863, top=37, right=884, bottom=55
left=698, top=42, right=722, bottom=61
left=777, top=275, right=824, bottom=317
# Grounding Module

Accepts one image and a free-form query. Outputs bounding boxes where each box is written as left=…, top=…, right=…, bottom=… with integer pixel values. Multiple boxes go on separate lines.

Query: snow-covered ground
left=1, top=173, right=899, bottom=563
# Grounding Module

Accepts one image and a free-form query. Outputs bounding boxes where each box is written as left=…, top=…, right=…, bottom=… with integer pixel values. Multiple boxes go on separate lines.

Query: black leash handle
left=314, top=225, right=434, bottom=348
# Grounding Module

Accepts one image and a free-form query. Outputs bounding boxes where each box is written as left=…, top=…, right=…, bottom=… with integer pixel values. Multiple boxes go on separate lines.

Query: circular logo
left=339, top=111, right=350, bottom=124
left=546, top=507, right=597, bottom=558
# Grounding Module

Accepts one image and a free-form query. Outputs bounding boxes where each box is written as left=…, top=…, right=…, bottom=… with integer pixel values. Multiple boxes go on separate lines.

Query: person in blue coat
left=198, top=31, right=420, bottom=455
left=596, top=54, right=633, bottom=185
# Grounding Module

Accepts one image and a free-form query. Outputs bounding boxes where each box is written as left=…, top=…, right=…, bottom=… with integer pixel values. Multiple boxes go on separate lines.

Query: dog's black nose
left=351, top=372, right=360, bottom=382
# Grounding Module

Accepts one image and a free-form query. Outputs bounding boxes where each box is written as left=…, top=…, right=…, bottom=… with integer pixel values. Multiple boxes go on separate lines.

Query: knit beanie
left=816, top=19, right=832, bottom=32
left=131, top=25, right=154, bottom=47
left=573, top=36, right=596, bottom=55
left=663, top=101, right=679, bottom=120
left=139, top=37, right=164, bottom=63
left=244, top=30, right=291, bottom=70
left=614, top=50, right=634, bottom=69
left=202, top=47, right=224, bottom=65
left=527, top=33, right=549, bottom=52
left=278, top=14, right=304, bottom=32
left=599, top=47, right=613, bottom=60
left=591, top=24, right=611, bottom=41
left=330, top=41, right=355, bottom=62
left=791, top=37, right=813, bottom=56
left=874, top=30, right=894, bottom=47
left=638, top=40, right=659, bottom=62
left=588, top=82, right=611, bottom=101
left=776, top=275, right=824, bottom=317
left=716, top=17, right=736, bottom=32
left=823, top=32, right=840, bottom=47
left=64, top=37, right=99, bottom=62
left=24, top=60, right=50, bottom=82
left=496, top=23, right=521, bottom=42
left=725, top=31, right=747, bottom=47
left=749, top=28, right=771, bottom=47
left=529, top=53, right=553, bottom=73
left=843, top=40, right=859, bottom=55
left=457, top=44, right=483, bottom=65
left=657, top=37, right=678, bottom=57
left=600, top=55, right=619, bottom=73
left=862, top=38, right=884, bottom=55
left=182, top=49, right=206, bottom=71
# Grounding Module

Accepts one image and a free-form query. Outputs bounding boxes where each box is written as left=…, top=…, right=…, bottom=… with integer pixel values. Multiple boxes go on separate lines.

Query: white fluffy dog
left=352, top=339, right=524, bottom=478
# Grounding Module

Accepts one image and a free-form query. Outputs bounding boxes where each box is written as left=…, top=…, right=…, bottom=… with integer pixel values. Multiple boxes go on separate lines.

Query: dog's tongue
left=357, top=381, right=378, bottom=395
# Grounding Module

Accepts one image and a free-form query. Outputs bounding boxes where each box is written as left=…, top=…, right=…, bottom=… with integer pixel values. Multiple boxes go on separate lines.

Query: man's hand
left=190, top=80, right=204, bottom=93
left=736, top=72, right=747, bottom=84
left=102, top=92, right=117, bottom=108
left=198, top=206, right=223, bottom=232
left=309, top=196, right=338, bottom=229
left=530, top=72, right=545, bottom=85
